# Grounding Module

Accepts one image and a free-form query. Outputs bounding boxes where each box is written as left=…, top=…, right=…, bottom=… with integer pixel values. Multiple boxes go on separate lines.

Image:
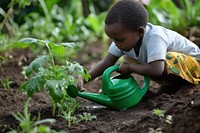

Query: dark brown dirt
left=0, top=44, right=200, bottom=133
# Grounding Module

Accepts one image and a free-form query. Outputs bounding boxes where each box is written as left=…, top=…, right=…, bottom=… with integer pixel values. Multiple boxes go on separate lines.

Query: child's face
left=105, top=22, right=143, bottom=52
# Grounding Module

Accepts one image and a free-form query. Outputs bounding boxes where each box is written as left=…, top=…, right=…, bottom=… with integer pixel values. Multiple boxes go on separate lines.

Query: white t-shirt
left=108, top=23, right=200, bottom=64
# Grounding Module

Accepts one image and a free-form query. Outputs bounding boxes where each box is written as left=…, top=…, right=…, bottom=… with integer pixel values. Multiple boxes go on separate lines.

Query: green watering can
left=67, top=65, right=150, bottom=111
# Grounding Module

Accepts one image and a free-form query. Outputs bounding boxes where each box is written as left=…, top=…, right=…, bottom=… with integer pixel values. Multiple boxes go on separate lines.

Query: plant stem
left=38, top=0, right=51, bottom=21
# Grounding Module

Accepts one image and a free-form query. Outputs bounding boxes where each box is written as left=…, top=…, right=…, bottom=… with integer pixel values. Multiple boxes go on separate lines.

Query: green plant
left=12, top=38, right=91, bottom=116
left=0, top=52, right=7, bottom=68
left=8, top=98, right=65, bottom=133
left=57, top=96, right=81, bottom=115
left=179, top=0, right=200, bottom=27
left=147, top=0, right=180, bottom=29
left=152, top=109, right=173, bottom=125
left=60, top=111, right=77, bottom=128
left=60, top=112, right=96, bottom=128
left=0, top=0, right=31, bottom=36
left=86, top=12, right=107, bottom=42
left=148, top=109, right=173, bottom=133
left=77, top=112, right=97, bottom=122
left=147, top=0, right=200, bottom=32
left=152, top=108, right=165, bottom=118
left=0, top=78, right=13, bottom=89
left=58, top=96, right=96, bottom=127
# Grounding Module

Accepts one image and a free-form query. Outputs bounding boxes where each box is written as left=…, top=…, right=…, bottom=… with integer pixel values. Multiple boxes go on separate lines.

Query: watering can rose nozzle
left=67, top=85, right=79, bottom=98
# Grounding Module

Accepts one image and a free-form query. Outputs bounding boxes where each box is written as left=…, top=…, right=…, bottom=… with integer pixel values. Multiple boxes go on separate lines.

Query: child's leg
left=164, top=52, right=200, bottom=85
left=151, top=52, right=200, bottom=93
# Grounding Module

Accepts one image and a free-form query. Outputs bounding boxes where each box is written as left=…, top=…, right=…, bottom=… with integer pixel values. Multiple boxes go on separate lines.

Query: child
left=77, top=0, right=200, bottom=94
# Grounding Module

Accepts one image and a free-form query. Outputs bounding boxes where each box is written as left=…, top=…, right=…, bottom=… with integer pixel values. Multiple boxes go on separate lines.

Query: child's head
left=104, top=0, right=148, bottom=52
left=105, top=0, right=148, bottom=31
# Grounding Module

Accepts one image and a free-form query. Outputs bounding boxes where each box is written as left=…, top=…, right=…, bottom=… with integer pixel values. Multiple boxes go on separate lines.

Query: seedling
left=58, top=98, right=96, bottom=127
left=60, top=111, right=77, bottom=128
left=0, top=78, right=13, bottom=89
left=9, top=98, right=62, bottom=133
left=13, top=38, right=91, bottom=116
left=152, top=108, right=165, bottom=118
left=151, top=108, right=173, bottom=132
left=152, top=108, right=173, bottom=124
left=60, top=112, right=96, bottom=128
left=77, top=112, right=97, bottom=122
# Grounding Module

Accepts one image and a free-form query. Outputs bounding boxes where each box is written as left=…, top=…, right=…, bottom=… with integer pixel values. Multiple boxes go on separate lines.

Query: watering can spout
left=67, top=85, right=113, bottom=107
left=78, top=92, right=113, bottom=107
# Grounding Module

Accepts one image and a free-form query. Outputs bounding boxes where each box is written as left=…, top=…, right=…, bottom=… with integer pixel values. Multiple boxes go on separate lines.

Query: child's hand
left=76, top=76, right=86, bottom=91
left=118, top=62, right=132, bottom=75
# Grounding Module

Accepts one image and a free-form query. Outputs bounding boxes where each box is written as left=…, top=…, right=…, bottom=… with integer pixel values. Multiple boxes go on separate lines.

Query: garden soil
left=0, top=44, right=200, bottom=133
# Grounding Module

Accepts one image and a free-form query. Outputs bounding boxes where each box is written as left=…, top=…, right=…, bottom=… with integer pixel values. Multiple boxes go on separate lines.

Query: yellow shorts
left=165, top=52, right=200, bottom=84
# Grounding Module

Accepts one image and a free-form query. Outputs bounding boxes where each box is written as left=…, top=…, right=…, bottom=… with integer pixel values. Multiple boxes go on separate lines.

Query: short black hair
left=105, top=0, right=148, bottom=31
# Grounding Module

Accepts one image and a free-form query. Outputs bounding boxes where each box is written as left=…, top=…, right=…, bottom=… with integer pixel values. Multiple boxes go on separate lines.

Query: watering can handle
left=102, top=65, right=119, bottom=92
left=140, top=76, right=150, bottom=96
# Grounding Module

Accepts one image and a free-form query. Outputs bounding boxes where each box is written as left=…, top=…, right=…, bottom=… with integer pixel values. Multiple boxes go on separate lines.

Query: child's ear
left=137, top=27, right=145, bottom=37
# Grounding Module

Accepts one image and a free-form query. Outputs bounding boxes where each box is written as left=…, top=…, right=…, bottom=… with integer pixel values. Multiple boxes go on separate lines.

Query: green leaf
left=152, top=108, right=165, bottom=118
left=61, top=42, right=76, bottom=48
left=0, top=55, right=6, bottom=61
left=44, top=0, right=59, bottom=11
left=19, top=38, right=38, bottom=43
left=147, top=0, right=180, bottom=28
left=20, top=76, right=46, bottom=97
left=48, top=42, right=65, bottom=56
left=9, top=38, right=39, bottom=49
left=47, top=80, right=64, bottom=103
left=34, top=118, right=56, bottom=126
left=25, top=55, right=50, bottom=76
left=87, top=14, right=99, bottom=33
left=0, top=7, right=6, bottom=16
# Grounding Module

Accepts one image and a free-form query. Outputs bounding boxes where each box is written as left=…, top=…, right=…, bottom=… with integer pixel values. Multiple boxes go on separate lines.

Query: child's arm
left=88, top=53, right=119, bottom=79
left=77, top=53, right=119, bottom=91
left=119, top=60, right=165, bottom=77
